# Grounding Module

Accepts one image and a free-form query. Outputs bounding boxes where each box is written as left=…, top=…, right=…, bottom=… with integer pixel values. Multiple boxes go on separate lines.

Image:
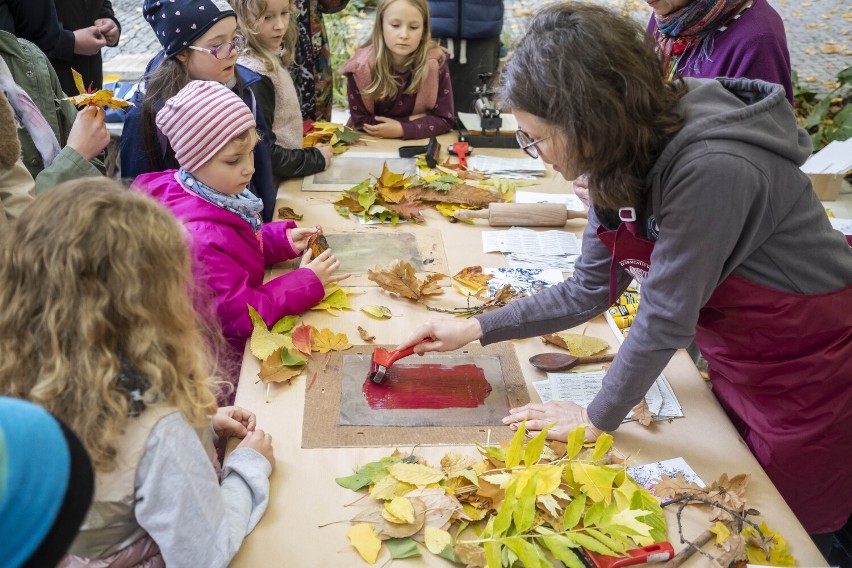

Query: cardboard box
left=808, top=173, right=843, bottom=201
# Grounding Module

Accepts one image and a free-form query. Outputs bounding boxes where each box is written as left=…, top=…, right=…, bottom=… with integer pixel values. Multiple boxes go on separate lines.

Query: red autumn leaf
left=292, top=323, right=314, bottom=356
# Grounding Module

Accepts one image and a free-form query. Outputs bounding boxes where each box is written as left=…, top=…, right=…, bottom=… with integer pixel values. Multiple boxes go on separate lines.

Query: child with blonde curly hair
left=234, top=0, right=332, bottom=168
left=0, top=179, right=275, bottom=567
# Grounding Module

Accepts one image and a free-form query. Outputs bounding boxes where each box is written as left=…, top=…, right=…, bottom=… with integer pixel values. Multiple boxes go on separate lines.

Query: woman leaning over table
left=399, top=2, right=852, bottom=549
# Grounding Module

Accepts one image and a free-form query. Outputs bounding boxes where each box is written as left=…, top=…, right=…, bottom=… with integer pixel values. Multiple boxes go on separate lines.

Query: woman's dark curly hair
left=499, top=3, right=687, bottom=210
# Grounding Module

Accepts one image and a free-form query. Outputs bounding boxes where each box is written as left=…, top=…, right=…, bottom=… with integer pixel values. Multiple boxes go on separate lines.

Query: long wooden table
left=229, top=133, right=826, bottom=567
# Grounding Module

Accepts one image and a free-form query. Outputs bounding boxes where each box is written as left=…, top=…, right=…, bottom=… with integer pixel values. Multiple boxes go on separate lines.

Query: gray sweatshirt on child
left=475, top=77, right=852, bottom=431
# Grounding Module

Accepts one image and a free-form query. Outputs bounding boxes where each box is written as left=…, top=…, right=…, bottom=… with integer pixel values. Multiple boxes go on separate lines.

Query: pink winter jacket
left=133, top=171, right=325, bottom=343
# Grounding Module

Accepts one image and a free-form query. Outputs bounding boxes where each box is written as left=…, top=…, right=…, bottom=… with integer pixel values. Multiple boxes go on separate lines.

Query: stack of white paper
left=468, top=155, right=547, bottom=179
left=482, top=227, right=581, bottom=271
left=515, top=190, right=586, bottom=212
left=532, top=370, right=683, bottom=421
left=801, top=139, right=852, bottom=174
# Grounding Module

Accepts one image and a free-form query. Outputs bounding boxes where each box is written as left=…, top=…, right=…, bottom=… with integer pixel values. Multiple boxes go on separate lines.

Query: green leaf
left=483, top=539, right=502, bottom=568
left=523, top=425, right=551, bottom=466
left=505, top=420, right=526, bottom=469
left=279, top=349, right=306, bottom=367
left=477, top=444, right=506, bottom=463
left=591, top=433, right=614, bottom=461
left=837, top=66, right=852, bottom=86
left=584, top=499, right=607, bottom=527
left=561, top=532, right=621, bottom=556
left=563, top=493, right=587, bottom=530
left=360, top=305, right=393, bottom=319
left=584, top=528, right=628, bottom=555
left=502, top=536, right=550, bottom=568
left=806, top=94, right=833, bottom=129
left=566, top=426, right=585, bottom=459
left=334, top=205, right=352, bottom=217
left=571, top=463, right=619, bottom=503
left=334, top=457, right=401, bottom=491
left=386, top=538, right=421, bottom=559
left=437, top=544, right=461, bottom=564
left=540, top=534, right=587, bottom=568
left=270, top=315, right=299, bottom=334
left=629, top=487, right=668, bottom=544
left=513, top=473, right=538, bottom=533
left=492, top=481, right=516, bottom=537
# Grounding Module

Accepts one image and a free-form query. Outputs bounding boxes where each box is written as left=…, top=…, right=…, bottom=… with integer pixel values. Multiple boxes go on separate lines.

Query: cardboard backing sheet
left=301, top=342, right=529, bottom=448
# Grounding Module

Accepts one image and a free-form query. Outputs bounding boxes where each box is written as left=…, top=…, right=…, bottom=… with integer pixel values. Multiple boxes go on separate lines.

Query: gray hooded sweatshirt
left=475, top=77, right=852, bottom=431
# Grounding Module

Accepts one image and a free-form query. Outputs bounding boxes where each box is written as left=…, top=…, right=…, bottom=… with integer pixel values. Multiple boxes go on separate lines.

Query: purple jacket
left=648, top=0, right=792, bottom=104
left=133, top=170, right=325, bottom=343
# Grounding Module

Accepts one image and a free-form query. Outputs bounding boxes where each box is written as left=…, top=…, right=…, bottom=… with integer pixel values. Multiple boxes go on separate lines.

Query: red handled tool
left=582, top=542, right=674, bottom=568
left=448, top=141, right=470, bottom=170
left=368, top=341, right=432, bottom=384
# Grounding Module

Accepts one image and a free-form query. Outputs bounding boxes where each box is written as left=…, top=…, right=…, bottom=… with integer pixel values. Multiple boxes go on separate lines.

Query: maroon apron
left=598, top=208, right=852, bottom=534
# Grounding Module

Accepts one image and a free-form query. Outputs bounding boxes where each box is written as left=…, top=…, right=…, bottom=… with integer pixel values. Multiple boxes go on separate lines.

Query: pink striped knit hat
left=156, top=80, right=256, bottom=172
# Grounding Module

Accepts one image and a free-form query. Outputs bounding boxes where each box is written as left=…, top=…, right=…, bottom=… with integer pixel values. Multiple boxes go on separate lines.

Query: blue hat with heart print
left=143, top=0, right=237, bottom=59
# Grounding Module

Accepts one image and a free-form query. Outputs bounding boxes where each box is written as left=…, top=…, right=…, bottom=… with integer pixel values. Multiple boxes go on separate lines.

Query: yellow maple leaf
left=710, top=521, right=731, bottom=544
left=63, top=68, right=134, bottom=110
left=310, top=327, right=352, bottom=353
left=388, top=462, right=445, bottom=486
left=382, top=497, right=415, bottom=524
left=248, top=306, right=289, bottom=360
left=742, top=522, right=796, bottom=566
left=346, top=523, right=381, bottom=564
left=434, top=202, right=478, bottom=220
left=424, top=526, right=452, bottom=554
left=541, top=333, right=610, bottom=357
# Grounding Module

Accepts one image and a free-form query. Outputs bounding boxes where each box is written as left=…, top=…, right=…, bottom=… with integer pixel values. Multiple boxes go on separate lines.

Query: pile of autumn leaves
left=334, top=423, right=668, bottom=567
left=334, top=423, right=797, bottom=568
left=333, top=162, right=529, bottom=225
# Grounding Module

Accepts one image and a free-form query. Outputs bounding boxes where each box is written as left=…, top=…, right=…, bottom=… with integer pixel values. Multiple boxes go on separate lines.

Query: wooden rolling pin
left=452, top=203, right=588, bottom=226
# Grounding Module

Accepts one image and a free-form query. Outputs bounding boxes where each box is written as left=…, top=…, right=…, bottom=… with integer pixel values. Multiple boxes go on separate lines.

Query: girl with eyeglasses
left=233, top=0, right=332, bottom=181
left=121, top=0, right=281, bottom=222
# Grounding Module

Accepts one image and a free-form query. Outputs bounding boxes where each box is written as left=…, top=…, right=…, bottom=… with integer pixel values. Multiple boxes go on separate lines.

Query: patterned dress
left=292, top=0, right=349, bottom=121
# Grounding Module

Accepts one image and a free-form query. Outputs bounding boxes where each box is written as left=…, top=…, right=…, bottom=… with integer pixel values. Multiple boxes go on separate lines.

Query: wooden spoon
left=528, top=352, right=615, bottom=372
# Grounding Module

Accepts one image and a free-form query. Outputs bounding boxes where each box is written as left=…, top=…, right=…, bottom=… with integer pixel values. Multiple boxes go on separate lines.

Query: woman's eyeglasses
left=188, top=36, right=246, bottom=60
left=515, top=129, right=550, bottom=159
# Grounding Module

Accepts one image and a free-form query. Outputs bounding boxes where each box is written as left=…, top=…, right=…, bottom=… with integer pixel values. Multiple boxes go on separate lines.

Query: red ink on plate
left=362, top=364, right=492, bottom=409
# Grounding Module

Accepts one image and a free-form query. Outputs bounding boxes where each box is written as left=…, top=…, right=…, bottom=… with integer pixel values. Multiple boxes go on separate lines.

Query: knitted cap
left=156, top=81, right=257, bottom=172
left=0, top=398, right=72, bottom=566
left=143, top=0, right=236, bottom=59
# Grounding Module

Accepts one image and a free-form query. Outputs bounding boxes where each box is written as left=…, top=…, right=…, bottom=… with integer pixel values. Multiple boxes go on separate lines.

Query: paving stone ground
left=104, top=0, right=851, bottom=91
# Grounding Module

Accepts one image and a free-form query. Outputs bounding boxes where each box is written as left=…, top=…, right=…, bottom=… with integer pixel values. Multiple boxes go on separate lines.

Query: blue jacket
left=120, top=54, right=278, bottom=222
left=428, top=0, right=503, bottom=40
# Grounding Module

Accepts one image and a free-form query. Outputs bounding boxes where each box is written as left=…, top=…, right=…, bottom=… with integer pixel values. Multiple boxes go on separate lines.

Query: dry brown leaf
left=358, top=326, right=375, bottom=342
left=385, top=195, right=426, bottom=222
left=277, top=206, right=303, bottom=220
left=415, top=184, right=501, bottom=208
left=367, top=260, right=445, bottom=300
left=258, top=348, right=305, bottom=384
left=307, top=231, right=329, bottom=258
left=454, top=542, right=487, bottom=567
left=712, top=534, right=747, bottom=568
left=631, top=399, right=655, bottom=427
left=651, top=472, right=703, bottom=500
left=334, top=193, right=365, bottom=213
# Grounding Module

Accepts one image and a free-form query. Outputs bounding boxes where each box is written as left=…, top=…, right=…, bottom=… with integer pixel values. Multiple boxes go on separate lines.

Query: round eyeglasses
left=515, top=129, right=550, bottom=159
left=188, top=35, right=246, bottom=60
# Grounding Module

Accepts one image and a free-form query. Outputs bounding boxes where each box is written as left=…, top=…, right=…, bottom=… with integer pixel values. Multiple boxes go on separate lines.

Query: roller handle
left=453, top=203, right=588, bottom=226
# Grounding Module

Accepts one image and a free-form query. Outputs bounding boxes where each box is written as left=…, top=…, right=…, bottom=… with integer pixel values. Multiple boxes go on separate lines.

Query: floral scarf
left=654, top=0, right=750, bottom=80
left=177, top=169, right=264, bottom=234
